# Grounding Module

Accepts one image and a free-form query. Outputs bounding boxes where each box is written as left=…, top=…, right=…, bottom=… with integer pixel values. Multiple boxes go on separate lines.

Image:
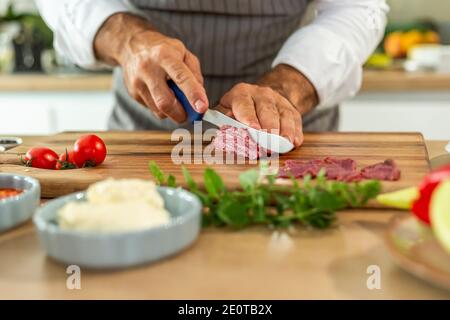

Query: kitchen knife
left=0, top=137, right=22, bottom=153
left=167, top=80, right=294, bottom=154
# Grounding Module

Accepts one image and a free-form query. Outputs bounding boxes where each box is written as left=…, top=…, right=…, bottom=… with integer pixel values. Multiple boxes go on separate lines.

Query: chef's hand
left=218, top=64, right=318, bottom=147
left=94, top=13, right=208, bottom=123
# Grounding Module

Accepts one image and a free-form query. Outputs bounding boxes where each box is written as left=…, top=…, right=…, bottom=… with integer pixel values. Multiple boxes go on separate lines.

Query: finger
left=221, top=92, right=261, bottom=129
left=294, top=113, right=304, bottom=147
left=160, top=56, right=209, bottom=113
left=254, top=95, right=280, bottom=132
left=278, top=105, right=297, bottom=144
left=141, top=70, right=187, bottom=123
left=138, top=94, right=166, bottom=120
left=136, top=84, right=167, bottom=120
left=132, top=80, right=166, bottom=119
left=215, top=104, right=234, bottom=118
left=184, top=51, right=204, bottom=85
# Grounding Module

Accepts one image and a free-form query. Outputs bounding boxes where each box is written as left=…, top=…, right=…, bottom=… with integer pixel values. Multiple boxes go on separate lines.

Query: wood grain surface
left=2, top=70, right=450, bottom=92
left=361, top=70, right=450, bottom=92
left=0, top=74, right=112, bottom=92
left=0, top=131, right=430, bottom=199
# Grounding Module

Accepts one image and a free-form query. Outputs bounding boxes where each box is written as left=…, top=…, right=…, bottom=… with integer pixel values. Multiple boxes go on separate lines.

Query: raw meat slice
left=211, top=125, right=268, bottom=160
left=277, top=157, right=359, bottom=182
left=277, top=157, right=401, bottom=182
left=278, top=159, right=318, bottom=178
left=320, top=157, right=358, bottom=181
left=360, top=159, right=401, bottom=181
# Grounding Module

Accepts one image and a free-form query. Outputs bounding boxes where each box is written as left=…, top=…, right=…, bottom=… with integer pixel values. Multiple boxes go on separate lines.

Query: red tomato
left=55, top=150, right=77, bottom=170
left=412, top=164, right=450, bottom=225
left=23, top=147, right=58, bottom=170
left=73, top=135, right=107, bottom=168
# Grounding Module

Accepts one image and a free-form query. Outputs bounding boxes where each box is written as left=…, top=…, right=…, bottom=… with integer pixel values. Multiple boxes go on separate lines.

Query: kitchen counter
left=1, top=70, right=450, bottom=92
left=0, top=73, right=112, bottom=92
left=361, top=70, right=450, bottom=92
left=0, top=139, right=449, bottom=299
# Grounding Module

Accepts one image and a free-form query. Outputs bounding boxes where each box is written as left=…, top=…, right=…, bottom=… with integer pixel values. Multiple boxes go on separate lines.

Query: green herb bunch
left=149, top=161, right=381, bottom=230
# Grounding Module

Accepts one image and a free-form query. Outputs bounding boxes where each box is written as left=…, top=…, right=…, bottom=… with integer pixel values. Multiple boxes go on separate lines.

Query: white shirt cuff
left=272, top=24, right=363, bottom=109
left=56, top=0, right=130, bottom=70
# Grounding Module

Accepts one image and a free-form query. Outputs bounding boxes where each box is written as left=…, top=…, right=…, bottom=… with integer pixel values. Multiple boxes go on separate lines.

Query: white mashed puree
left=58, top=179, right=170, bottom=232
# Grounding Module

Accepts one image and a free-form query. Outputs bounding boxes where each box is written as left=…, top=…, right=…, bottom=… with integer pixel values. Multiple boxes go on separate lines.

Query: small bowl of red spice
left=0, top=174, right=40, bottom=232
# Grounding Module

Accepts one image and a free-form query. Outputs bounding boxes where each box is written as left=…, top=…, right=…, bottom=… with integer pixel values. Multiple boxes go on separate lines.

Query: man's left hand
left=217, top=64, right=318, bottom=148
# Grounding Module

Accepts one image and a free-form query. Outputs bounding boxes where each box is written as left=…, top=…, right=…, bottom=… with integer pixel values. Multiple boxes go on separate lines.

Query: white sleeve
left=272, top=0, right=389, bottom=108
left=35, top=0, right=131, bottom=70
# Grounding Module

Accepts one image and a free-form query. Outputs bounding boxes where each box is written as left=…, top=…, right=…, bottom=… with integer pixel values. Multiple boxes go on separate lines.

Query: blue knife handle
left=167, top=80, right=204, bottom=123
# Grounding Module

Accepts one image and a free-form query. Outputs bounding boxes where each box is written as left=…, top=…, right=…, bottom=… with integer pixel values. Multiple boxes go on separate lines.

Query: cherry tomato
left=73, top=135, right=107, bottom=168
left=55, top=150, right=77, bottom=170
left=23, top=147, right=58, bottom=170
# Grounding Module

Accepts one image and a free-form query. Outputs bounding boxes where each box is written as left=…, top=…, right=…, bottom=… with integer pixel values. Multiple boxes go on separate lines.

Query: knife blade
left=168, top=80, right=294, bottom=154
left=0, top=137, right=22, bottom=153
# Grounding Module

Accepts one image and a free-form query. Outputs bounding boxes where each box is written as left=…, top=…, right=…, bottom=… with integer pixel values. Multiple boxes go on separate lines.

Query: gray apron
left=109, top=0, right=339, bottom=132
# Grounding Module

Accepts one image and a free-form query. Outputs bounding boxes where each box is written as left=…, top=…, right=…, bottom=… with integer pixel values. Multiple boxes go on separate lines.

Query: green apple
left=430, top=180, right=450, bottom=254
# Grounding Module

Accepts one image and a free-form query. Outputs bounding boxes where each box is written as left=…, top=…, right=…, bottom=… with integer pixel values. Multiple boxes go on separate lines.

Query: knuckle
left=130, top=77, right=141, bottom=89
left=192, top=54, right=200, bottom=65
left=234, top=82, right=250, bottom=91
left=260, top=103, right=277, bottom=114
left=259, top=86, right=273, bottom=96
left=136, top=59, right=150, bottom=70
left=219, top=94, right=230, bottom=106
left=156, top=97, right=174, bottom=113
left=189, top=53, right=201, bottom=67
left=170, top=38, right=185, bottom=50
left=279, top=107, right=294, bottom=117
left=172, top=69, right=190, bottom=84
left=149, top=44, right=170, bottom=61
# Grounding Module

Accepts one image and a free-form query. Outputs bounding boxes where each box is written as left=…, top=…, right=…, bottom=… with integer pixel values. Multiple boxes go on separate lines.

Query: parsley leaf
left=204, top=168, right=225, bottom=199
left=148, top=161, right=165, bottom=185
left=167, top=174, right=177, bottom=188
left=148, top=161, right=381, bottom=230
left=239, top=169, right=259, bottom=191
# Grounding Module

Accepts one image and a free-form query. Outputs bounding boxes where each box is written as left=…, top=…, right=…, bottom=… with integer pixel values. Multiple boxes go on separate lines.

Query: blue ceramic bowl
left=0, top=174, right=40, bottom=232
left=33, top=187, right=202, bottom=269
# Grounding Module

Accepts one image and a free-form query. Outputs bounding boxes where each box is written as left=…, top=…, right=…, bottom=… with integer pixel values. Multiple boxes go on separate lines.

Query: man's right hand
left=94, top=13, right=208, bottom=123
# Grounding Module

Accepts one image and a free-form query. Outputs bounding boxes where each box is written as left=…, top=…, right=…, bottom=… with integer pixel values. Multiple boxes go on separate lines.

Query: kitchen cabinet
left=340, top=70, right=450, bottom=140
left=0, top=91, right=113, bottom=135
left=0, top=74, right=113, bottom=135
left=340, top=92, right=450, bottom=140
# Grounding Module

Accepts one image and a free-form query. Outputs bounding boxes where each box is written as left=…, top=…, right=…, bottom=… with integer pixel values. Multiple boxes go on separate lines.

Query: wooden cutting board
left=0, top=131, right=430, bottom=201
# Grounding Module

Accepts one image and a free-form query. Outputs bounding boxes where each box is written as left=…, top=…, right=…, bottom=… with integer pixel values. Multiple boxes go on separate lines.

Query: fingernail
left=294, top=136, right=303, bottom=146
left=194, top=100, right=207, bottom=112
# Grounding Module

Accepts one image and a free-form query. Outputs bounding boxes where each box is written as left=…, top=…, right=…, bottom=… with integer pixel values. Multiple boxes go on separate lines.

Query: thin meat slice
left=278, top=160, right=318, bottom=178
left=341, top=171, right=364, bottom=182
left=278, top=157, right=359, bottom=182
left=320, top=157, right=358, bottom=181
left=277, top=157, right=401, bottom=182
left=212, top=125, right=268, bottom=160
left=360, top=159, right=401, bottom=181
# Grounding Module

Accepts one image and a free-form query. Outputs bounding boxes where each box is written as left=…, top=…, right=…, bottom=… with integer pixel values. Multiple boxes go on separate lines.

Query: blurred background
left=0, top=0, right=449, bottom=139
